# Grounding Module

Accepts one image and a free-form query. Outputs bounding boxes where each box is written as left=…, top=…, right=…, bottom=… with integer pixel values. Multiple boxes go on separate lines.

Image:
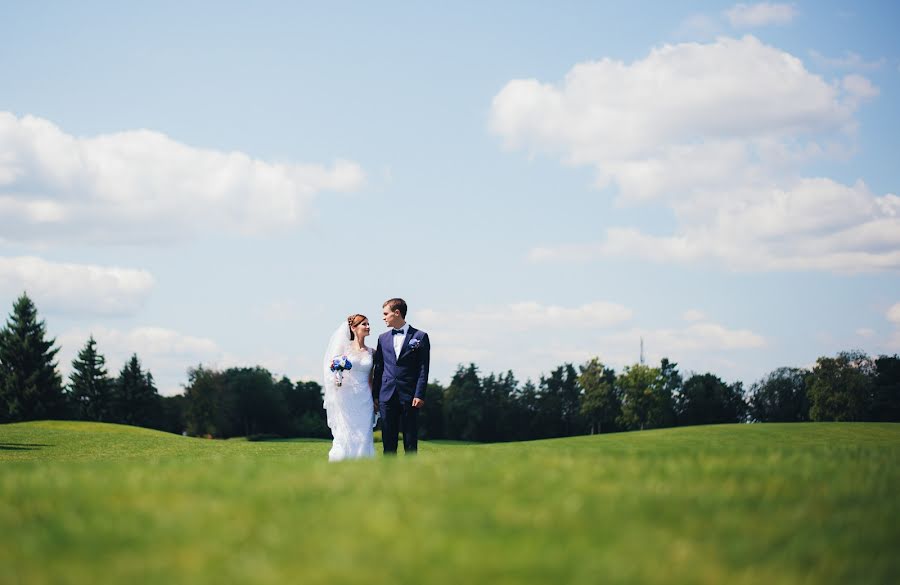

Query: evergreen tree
left=651, top=359, right=679, bottom=428
left=443, top=364, right=484, bottom=441
left=0, top=293, right=65, bottom=422
left=419, top=381, right=446, bottom=440
left=494, top=371, right=525, bottom=441
left=514, top=379, right=540, bottom=439
left=871, top=355, right=900, bottom=422
left=68, top=335, right=113, bottom=421
left=112, top=354, right=162, bottom=428
left=535, top=364, right=582, bottom=438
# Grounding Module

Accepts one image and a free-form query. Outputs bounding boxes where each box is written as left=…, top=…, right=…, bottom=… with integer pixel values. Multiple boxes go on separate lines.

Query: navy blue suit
left=373, top=326, right=430, bottom=454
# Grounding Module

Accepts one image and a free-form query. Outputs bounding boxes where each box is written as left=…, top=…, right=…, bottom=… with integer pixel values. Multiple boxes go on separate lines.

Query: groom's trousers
left=380, top=393, right=418, bottom=454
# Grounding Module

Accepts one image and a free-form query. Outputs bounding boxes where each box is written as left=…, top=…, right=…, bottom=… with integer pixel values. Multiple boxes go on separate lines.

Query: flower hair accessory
left=330, top=355, right=353, bottom=386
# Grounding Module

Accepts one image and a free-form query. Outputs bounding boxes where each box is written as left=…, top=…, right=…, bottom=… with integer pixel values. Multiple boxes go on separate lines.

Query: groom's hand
left=412, top=398, right=424, bottom=409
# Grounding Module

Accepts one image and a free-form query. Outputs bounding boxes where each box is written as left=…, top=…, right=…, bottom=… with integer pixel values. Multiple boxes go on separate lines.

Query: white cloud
left=491, top=36, right=860, bottom=196
left=675, top=13, right=722, bottom=40
left=418, top=300, right=633, bottom=332
left=809, top=50, right=886, bottom=72
left=650, top=322, right=765, bottom=350
left=413, top=300, right=631, bottom=380
left=887, top=303, right=900, bottom=351
left=257, top=300, right=304, bottom=323
left=683, top=309, right=706, bottom=322
left=491, top=36, right=895, bottom=273
left=0, top=256, right=154, bottom=316
left=532, top=179, right=900, bottom=273
left=888, top=303, right=900, bottom=325
left=0, top=112, right=365, bottom=245
left=842, top=74, right=880, bottom=104
left=726, top=3, right=797, bottom=28
left=411, top=301, right=763, bottom=382
left=856, top=328, right=875, bottom=338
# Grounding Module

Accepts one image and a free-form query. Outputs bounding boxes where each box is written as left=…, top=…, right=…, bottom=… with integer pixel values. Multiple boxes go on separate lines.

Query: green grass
left=2, top=421, right=898, bottom=585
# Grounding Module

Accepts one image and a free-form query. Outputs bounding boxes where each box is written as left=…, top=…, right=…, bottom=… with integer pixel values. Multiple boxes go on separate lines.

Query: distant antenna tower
left=640, top=337, right=645, bottom=365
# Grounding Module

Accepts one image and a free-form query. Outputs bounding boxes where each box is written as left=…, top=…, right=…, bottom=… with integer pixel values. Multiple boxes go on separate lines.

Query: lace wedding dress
left=323, top=324, right=376, bottom=462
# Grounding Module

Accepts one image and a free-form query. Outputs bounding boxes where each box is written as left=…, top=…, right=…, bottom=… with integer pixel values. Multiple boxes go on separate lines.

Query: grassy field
left=1, top=421, right=898, bottom=585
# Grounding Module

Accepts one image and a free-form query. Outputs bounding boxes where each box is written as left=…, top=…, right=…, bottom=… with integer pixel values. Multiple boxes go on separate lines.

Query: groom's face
left=383, top=307, right=404, bottom=329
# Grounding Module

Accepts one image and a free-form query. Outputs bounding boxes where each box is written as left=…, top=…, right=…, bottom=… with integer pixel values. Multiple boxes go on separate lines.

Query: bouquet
left=330, top=355, right=353, bottom=387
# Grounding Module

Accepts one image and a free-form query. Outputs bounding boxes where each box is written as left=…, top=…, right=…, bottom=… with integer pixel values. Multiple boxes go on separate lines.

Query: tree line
left=1, top=293, right=898, bottom=441
left=426, top=351, right=899, bottom=442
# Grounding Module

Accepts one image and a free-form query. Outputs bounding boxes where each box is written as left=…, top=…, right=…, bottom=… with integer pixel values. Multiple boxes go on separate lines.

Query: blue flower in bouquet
left=331, top=355, right=353, bottom=372
left=408, top=338, right=421, bottom=351
left=330, top=355, right=352, bottom=386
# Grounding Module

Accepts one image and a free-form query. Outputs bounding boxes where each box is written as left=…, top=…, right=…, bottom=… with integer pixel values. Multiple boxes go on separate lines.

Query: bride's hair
left=347, top=314, right=367, bottom=340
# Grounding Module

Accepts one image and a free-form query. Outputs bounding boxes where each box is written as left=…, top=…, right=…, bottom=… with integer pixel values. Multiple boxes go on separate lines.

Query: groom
left=373, top=298, right=430, bottom=455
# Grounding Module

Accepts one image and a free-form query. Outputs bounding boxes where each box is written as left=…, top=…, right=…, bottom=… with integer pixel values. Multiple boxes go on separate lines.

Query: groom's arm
left=372, top=336, right=384, bottom=401
left=414, top=333, right=430, bottom=402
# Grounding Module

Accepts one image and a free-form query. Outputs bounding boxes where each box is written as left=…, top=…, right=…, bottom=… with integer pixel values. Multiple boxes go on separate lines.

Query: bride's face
left=353, top=319, right=371, bottom=341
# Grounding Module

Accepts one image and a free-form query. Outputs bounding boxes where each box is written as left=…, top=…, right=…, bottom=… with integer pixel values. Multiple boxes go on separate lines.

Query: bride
left=322, top=314, right=377, bottom=461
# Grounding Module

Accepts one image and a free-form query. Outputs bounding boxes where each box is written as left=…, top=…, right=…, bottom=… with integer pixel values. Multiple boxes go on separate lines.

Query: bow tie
left=391, top=329, right=405, bottom=335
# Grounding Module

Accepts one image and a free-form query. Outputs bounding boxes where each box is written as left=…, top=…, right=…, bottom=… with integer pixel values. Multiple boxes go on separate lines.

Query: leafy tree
left=870, top=355, right=900, bottom=422
left=578, top=358, right=620, bottom=434
left=677, top=373, right=747, bottom=426
left=747, top=367, right=810, bottom=422
left=808, top=351, right=874, bottom=422
left=218, top=367, right=288, bottom=438
left=280, top=377, right=328, bottom=437
left=68, top=335, right=113, bottom=421
left=184, top=368, right=322, bottom=439
left=0, top=293, right=66, bottom=422
left=617, top=364, right=662, bottom=431
left=112, top=354, right=162, bottom=428
left=183, top=366, right=225, bottom=437
left=158, top=394, right=187, bottom=434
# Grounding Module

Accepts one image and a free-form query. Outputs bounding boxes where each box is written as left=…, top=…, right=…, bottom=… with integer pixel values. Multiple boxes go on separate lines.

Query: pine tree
left=112, top=354, right=161, bottom=428
left=0, top=293, right=66, bottom=422
left=68, top=336, right=113, bottom=421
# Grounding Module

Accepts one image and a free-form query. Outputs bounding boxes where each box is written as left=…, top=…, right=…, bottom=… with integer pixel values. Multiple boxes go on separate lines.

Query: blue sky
left=1, top=1, right=898, bottom=395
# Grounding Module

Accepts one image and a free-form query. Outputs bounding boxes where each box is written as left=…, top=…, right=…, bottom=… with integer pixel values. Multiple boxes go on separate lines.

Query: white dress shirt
left=392, top=324, right=409, bottom=358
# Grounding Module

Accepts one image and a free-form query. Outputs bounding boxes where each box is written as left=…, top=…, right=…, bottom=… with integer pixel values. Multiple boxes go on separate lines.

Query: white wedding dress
left=322, top=324, right=376, bottom=462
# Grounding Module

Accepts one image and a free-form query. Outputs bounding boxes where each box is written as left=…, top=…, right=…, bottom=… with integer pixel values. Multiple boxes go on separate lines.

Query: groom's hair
left=383, top=298, right=407, bottom=318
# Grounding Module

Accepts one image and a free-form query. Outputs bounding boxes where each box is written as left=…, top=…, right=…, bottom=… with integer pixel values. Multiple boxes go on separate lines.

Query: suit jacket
left=373, top=326, right=430, bottom=404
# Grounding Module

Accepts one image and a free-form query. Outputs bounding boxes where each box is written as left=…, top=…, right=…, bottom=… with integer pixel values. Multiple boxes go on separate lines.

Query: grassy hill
left=1, top=421, right=898, bottom=584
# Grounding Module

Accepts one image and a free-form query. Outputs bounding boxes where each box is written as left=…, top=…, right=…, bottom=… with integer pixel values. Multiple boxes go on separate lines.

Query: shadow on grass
left=0, top=442, right=51, bottom=450
left=244, top=437, right=331, bottom=443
